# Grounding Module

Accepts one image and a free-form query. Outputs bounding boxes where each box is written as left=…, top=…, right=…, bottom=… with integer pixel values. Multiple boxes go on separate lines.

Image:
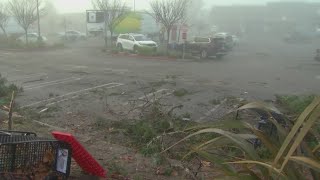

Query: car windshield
left=133, top=35, right=150, bottom=41
left=194, top=37, right=210, bottom=43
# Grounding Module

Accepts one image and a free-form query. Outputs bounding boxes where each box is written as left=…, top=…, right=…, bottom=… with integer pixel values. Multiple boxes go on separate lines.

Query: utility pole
left=134, top=0, right=135, bottom=12
left=36, top=0, right=41, bottom=41
left=64, top=16, right=67, bottom=34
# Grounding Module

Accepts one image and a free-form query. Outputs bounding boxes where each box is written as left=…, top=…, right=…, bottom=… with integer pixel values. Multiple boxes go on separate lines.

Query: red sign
left=182, top=32, right=187, bottom=40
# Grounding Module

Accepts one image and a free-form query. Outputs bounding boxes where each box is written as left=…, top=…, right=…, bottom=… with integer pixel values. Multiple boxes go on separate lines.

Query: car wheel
left=200, top=50, right=208, bottom=59
left=133, top=46, right=139, bottom=54
left=117, top=44, right=123, bottom=52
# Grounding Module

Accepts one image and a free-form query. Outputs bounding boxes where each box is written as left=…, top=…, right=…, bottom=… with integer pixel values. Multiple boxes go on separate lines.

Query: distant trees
left=8, top=0, right=45, bottom=44
left=45, top=0, right=58, bottom=34
left=187, top=0, right=209, bottom=35
left=92, top=0, right=129, bottom=47
left=0, top=3, right=9, bottom=37
left=149, top=0, right=189, bottom=54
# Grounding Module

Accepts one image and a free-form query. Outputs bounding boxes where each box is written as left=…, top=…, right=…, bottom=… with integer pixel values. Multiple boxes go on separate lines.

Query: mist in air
left=0, top=0, right=319, bottom=178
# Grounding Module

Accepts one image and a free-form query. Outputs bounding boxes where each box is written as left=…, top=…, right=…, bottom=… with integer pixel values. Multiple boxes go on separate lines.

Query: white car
left=116, top=34, right=158, bottom=53
left=232, top=35, right=239, bottom=45
left=60, top=30, right=87, bottom=41
left=17, top=33, right=47, bottom=44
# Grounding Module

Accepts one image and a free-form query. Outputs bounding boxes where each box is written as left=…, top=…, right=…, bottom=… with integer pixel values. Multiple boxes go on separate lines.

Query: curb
left=0, top=47, right=65, bottom=52
left=109, top=52, right=178, bottom=61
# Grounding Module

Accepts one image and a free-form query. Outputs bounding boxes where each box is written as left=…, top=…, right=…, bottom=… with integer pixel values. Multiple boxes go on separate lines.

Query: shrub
left=0, top=35, right=24, bottom=48
left=0, top=74, right=21, bottom=106
left=173, top=88, right=189, bottom=97
left=137, top=46, right=156, bottom=56
left=166, top=98, right=320, bottom=179
left=111, top=46, right=119, bottom=54
left=52, top=42, right=65, bottom=48
left=276, top=95, right=315, bottom=114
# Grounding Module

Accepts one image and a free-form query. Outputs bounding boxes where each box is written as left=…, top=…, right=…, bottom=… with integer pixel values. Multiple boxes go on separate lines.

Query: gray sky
left=54, top=0, right=318, bottom=13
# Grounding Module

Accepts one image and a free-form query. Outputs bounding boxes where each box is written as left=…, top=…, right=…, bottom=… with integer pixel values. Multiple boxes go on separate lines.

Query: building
left=2, top=13, right=86, bottom=36
left=210, top=2, right=320, bottom=36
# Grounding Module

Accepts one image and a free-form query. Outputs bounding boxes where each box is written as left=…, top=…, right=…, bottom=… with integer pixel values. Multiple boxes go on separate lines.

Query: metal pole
left=36, top=0, right=41, bottom=41
left=104, top=11, right=108, bottom=47
left=134, top=0, right=136, bottom=12
left=64, top=16, right=67, bottom=34
left=183, top=42, right=185, bottom=60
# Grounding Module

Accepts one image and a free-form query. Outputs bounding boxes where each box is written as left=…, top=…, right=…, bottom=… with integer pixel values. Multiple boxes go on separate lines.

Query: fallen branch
left=8, top=91, right=15, bottom=130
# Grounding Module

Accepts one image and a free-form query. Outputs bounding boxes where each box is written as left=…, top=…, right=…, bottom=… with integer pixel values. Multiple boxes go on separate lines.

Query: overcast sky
left=54, top=0, right=318, bottom=13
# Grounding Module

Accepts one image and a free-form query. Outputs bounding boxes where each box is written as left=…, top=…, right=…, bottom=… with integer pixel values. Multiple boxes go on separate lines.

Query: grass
left=103, top=100, right=197, bottom=157
left=7, top=107, right=52, bottom=137
left=137, top=46, right=157, bottom=56
left=109, top=92, right=124, bottom=96
left=173, top=88, right=189, bottom=97
left=166, top=75, right=178, bottom=80
left=209, top=99, right=221, bottom=105
left=0, top=74, right=22, bottom=106
left=149, top=78, right=177, bottom=88
left=94, top=116, right=110, bottom=129
left=133, top=175, right=144, bottom=180
left=52, top=42, right=65, bottom=48
left=107, top=158, right=128, bottom=177
left=149, top=80, right=168, bottom=87
left=276, top=95, right=315, bottom=114
left=152, top=153, right=166, bottom=166
left=182, top=112, right=191, bottom=119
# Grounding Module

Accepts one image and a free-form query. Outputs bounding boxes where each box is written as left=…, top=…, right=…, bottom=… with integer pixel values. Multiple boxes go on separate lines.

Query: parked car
left=284, top=32, right=312, bottom=43
left=116, top=33, right=158, bottom=53
left=60, top=30, right=86, bottom=41
left=181, top=36, right=228, bottom=59
left=232, top=35, right=239, bottom=46
left=214, top=32, right=234, bottom=50
left=17, top=33, right=47, bottom=44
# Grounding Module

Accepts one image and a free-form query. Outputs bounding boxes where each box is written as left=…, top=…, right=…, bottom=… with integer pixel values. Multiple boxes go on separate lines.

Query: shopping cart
left=0, top=130, right=71, bottom=180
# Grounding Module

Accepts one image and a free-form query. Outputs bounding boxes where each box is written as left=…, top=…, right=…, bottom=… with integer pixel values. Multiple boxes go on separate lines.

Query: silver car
left=17, top=33, right=47, bottom=44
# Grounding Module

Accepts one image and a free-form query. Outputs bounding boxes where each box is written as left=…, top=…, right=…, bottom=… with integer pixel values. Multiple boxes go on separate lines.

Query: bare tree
left=0, top=3, right=9, bottom=37
left=149, top=0, right=189, bottom=54
left=92, top=0, right=129, bottom=47
left=8, top=0, right=45, bottom=44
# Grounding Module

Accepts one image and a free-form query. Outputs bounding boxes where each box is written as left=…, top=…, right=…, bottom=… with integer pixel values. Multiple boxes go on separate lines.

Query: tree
left=92, top=0, right=129, bottom=47
left=0, top=3, right=9, bottom=37
left=149, top=0, right=189, bottom=54
left=8, top=0, right=45, bottom=44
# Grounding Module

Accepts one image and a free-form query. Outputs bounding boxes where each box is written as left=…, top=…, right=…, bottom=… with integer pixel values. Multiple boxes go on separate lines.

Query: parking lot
left=1, top=36, right=320, bottom=178
left=1, top=37, right=320, bottom=127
